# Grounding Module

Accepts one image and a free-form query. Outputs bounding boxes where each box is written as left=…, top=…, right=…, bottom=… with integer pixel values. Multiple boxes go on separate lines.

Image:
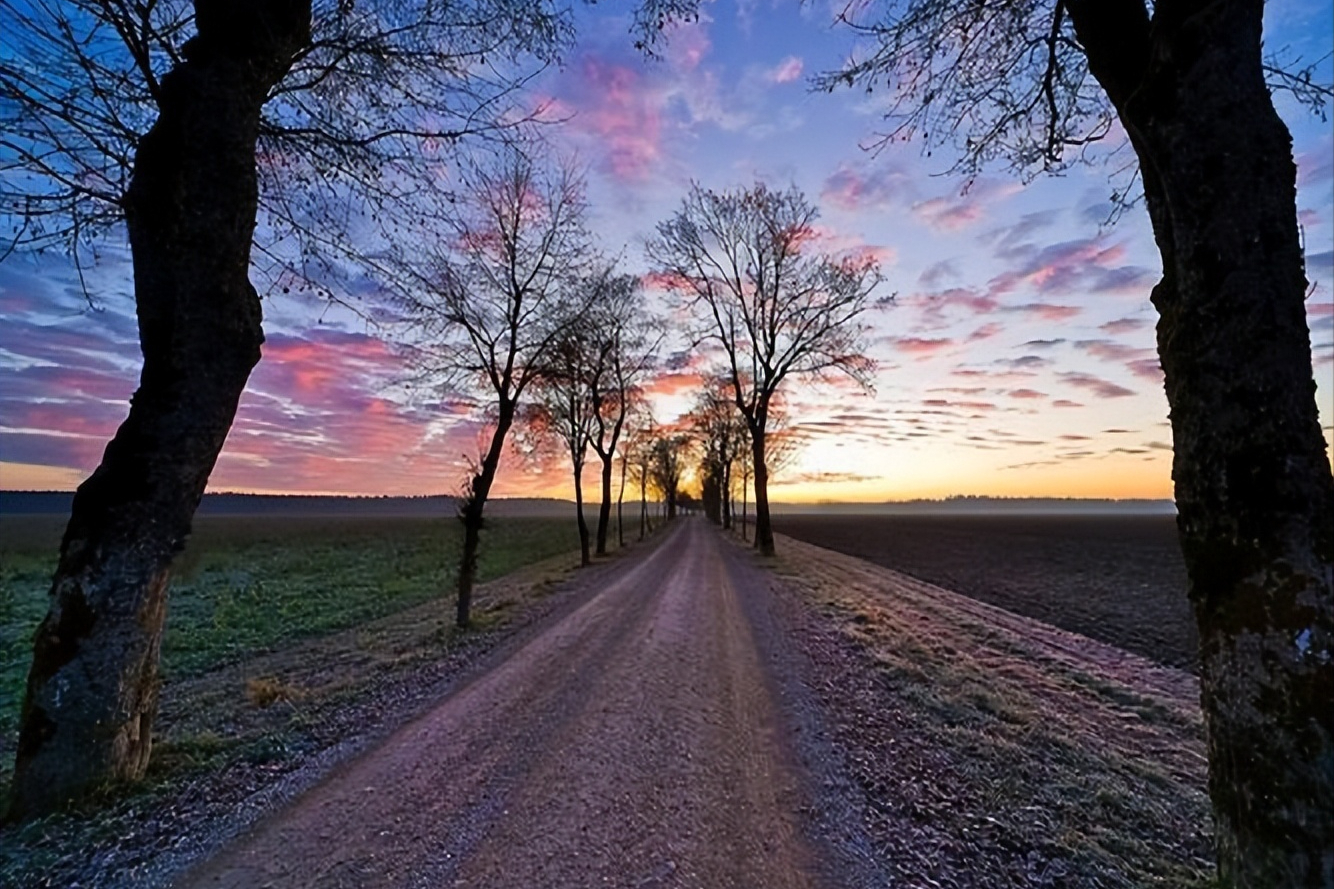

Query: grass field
left=774, top=514, right=1197, bottom=671
left=0, top=514, right=582, bottom=745
left=766, top=534, right=1213, bottom=887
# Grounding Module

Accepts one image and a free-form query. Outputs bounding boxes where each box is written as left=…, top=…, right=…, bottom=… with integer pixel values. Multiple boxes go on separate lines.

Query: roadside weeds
left=749, top=532, right=1214, bottom=888
left=0, top=535, right=656, bottom=889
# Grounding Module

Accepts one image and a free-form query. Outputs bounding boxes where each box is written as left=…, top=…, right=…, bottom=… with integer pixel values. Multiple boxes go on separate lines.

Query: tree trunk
left=721, top=460, right=733, bottom=530
left=639, top=466, right=648, bottom=540
left=5, top=0, right=310, bottom=822
left=616, top=450, right=628, bottom=548
left=752, top=429, right=774, bottom=556
left=457, top=404, right=516, bottom=628
left=595, top=454, right=613, bottom=556
left=741, top=463, right=750, bottom=542
left=574, top=459, right=591, bottom=567
left=1070, top=2, right=1334, bottom=883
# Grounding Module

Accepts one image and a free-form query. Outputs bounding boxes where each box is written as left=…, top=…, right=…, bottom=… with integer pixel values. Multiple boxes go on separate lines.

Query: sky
left=1, top=0, right=1332, bottom=503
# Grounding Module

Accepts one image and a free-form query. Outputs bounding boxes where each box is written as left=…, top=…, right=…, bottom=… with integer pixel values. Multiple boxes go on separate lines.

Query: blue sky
left=1, top=0, right=1331, bottom=500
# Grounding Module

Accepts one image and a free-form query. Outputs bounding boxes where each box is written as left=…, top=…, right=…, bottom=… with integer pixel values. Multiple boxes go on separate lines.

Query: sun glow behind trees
left=0, top=1, right=1329, bottom=505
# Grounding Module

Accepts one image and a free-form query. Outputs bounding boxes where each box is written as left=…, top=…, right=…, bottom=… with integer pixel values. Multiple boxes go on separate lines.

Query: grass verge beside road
left=762, top=532, right=1214, bottom=888
left=1, top=512, right=645, bottom=887
left=1, top=515, right=581, bottom=779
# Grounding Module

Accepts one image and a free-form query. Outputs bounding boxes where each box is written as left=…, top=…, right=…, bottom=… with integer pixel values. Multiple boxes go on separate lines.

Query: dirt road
left=177, top=520, right=841, bottom=889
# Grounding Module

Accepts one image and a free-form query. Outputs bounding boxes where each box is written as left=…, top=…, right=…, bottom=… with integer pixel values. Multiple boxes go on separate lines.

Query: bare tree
left=585, top=276, right=662, bottom=555
left=623, top=418, right=660, bottom=540
left=615, top=397, right=653, bottom=547
left=1, top=0, right=312, bottom=821
left=400, top=149, right=594, bottom=627
left=0, top=0, right=577, bottom=818
left=690, top=376, right=747, bottom=529
left=735, top=401, right=800, bottom=541
left=648, top=433, right=692, bottom=521
left=647, top=182, right=883, bottom=555
left=820, top=2, right=1334, bottom=882
left=521, top=325, right=599, bottom=567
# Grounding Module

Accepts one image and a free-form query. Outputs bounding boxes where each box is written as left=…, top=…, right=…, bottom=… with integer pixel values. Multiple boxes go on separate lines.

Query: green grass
left=0, top=513, right=580, bottom=741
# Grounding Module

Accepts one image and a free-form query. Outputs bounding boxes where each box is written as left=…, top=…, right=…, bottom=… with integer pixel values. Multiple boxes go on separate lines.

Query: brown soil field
left=774, top=514, right=1197, bottom=672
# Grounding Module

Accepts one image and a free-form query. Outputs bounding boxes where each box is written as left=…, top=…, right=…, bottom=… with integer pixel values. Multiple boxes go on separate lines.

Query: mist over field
left=1, top=490, right=1175, bottom=518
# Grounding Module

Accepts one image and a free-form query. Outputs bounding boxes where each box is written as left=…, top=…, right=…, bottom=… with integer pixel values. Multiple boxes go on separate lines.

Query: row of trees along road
left=3, top=0, right=1331, bottom=882
left=813, top=2, right=1334, bottom=884
left=0, top=0, right=688, bottom=820
left=516, top=272, right=662, bottom=567
left=392, top=150, right=600, bottom=623
left=647, top=182, right=883, bottom=556
left=689, top=378, right=800, bottom=541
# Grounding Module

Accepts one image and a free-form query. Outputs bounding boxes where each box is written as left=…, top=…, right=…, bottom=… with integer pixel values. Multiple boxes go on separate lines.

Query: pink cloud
left=912, top=196, right=984, bottom=232
left=1126, top=359, right=1164, bottom=382
left=1008, top=388, right=1046, bottom=399
left=888, top=336, right=955, bottom=355
left=255, top=330, right=402, bottom=398
left=1052, top=399, right=1084, bottom=408
left=967, top=322, right=1003, bottom=341
left=800, top=224, right=897, bottom=268
left=910, top=179, right=1021, bottom=232
left=1100, top=317, right=1149, bottom=334
left=663, top=18, right=712, bottom=72
left=557, top=56, right=664, bottom=182
left=988, top=238, right=1154, bottom=299
left=766, top=55, right=804, bottom=83
left=1059, top=372, right=1136, bottom=399
left=1074, top=339, right=1150, bottom=362
left=922, top=398, right=997, bottom=411
left=1010, top=303, right=1082, bottom=321
left=821, top=163, right=913, bottom=212
left=910, top=287, right=1000, bottom=320
left=642, top=370, right=706, bottom=398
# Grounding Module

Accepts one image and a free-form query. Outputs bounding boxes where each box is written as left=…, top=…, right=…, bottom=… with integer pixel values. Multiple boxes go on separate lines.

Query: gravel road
left=176, top=519, right=847, bottom=889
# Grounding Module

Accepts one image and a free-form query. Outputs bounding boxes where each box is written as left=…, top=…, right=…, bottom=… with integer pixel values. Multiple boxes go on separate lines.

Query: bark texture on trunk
left=7, top=0, right=310, bottom=821
left=1070, top=1, right=1334, bottom=883
left=457, top=405, right=515, bottom=628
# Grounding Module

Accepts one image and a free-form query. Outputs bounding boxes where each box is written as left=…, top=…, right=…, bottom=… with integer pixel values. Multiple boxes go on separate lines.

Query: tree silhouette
left=582, top=274, right=662, bottom=555
left=821, top=2, right=1334, bottom=881
left=647, top=182, right=883, bottom=555
left=398, top=149, right=594, bottom=627
left=522, top=318, right=599, bottom=566
left=3, top=0, right=311, bottom=821
left=1, top=0, right=577, bottom=818
left=648, top=433, right=692, bottom=521
left=690, top=376, right=747, bottom=529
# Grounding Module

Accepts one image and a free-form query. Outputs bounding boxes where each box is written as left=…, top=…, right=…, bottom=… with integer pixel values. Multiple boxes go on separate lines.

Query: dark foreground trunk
left=7, top=0, right=310, bottom=821
left=457, top=405, right=516, bottom=628
left=574, top=460, right=591, bottom=567
left=595, top=455, right=613, bottom=556
left=1071, top=1, right=1334, bottom=883
left=751, top=432, right=774, bottom=556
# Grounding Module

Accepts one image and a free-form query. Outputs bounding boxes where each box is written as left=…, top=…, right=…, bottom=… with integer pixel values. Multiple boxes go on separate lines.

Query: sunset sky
left=1, top=0, right=1331, bottom=503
